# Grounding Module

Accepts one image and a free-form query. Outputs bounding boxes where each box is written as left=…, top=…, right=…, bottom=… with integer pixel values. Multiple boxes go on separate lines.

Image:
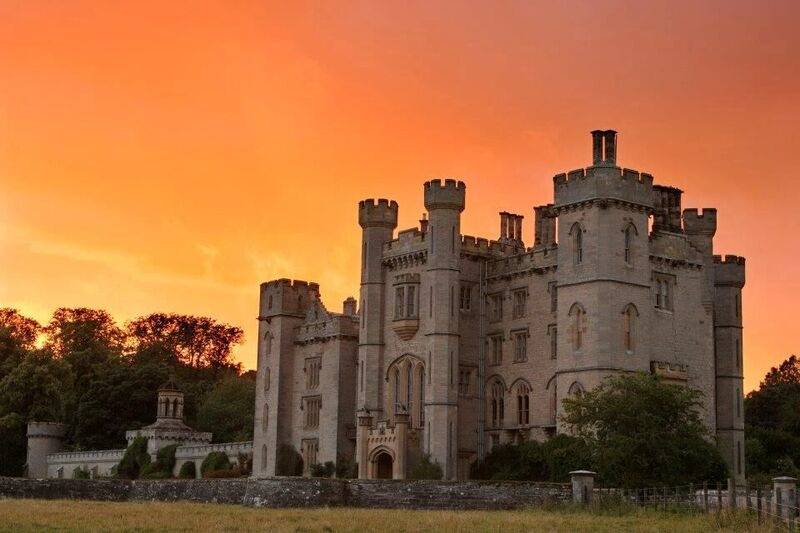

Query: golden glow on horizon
left=1, top=1, right=799, bottom=391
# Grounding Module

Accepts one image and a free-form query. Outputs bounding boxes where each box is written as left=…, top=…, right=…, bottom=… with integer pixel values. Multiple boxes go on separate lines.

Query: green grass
left=0, top=499, right=775, bottom=532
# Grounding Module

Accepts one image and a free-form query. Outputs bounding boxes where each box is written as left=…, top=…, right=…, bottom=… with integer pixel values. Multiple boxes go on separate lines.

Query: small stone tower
left=156, top=378, right=184, bottom=422
left=26, top=421, right=67, bottom=478
left=424, top=179, right=466, bottom=480
left=356, top=198, right=399, bottom=479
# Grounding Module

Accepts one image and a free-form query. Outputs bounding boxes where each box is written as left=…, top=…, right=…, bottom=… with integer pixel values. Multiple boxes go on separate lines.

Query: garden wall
left=0, top=477, right=571, bottom=510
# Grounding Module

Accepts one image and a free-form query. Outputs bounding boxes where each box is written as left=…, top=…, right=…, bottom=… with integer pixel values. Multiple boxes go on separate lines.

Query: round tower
left=26, top=421, right=67, bottom=478
left=423, top=178, right=465, bottom=480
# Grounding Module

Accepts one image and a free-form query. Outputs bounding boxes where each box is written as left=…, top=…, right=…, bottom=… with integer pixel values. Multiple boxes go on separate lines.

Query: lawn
left=0, top=499, right=770, bottom=532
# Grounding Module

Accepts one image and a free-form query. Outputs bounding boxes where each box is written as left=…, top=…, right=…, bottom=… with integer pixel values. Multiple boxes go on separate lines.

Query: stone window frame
left=548, top=281, right=557, bottom=313
left=622, top=221, right=638, bottom=266
left=512, top=287, right=528, bottom=319
left=459, top=284, right=472, bottom=312
left=514, top=380, right=532, bottom=426
left=547, top=323, right=557, bottom=360
left=488, top=334, right=504, bottom=366
left=305, top=356, right=322, bottom=390
left=393, top=275, right=420, bottom=320
left=569, top=222, right=584, bottom=266
left=488, top=292, right=504, bottom=322
left=568, top=302, right=587, bottom=353
left=303, top=395, right=322, bottom=429
left=621, top=303, right=639, bottom=354
left=511, top=328, right=528, bottom=363
left=653, top=271, right=676, bottom=312
left=488, top=378, right=506, bottom=429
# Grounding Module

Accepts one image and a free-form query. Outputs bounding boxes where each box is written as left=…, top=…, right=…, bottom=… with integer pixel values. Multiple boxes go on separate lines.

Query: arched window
left=624, top=224, right=636, bottom=264
left=489, top=380, right=505, bottom=428
left=622, top=304, right=638, bottom=353
left=571, top=223, right=584, bottom=265
left=568, top=381, right=585, bottom=397
left=515, top=382, right=531, bottom=426
left=569, top=303, right=586, bottom=351
left=386, top=355, right=425, bottom=428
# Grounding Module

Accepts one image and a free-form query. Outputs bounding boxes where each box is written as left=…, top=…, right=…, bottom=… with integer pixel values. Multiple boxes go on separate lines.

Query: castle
left=252, top=130, right=746, bottom=481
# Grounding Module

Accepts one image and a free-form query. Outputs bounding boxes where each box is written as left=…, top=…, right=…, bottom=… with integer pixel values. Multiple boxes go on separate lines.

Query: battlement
left=553, top=165, right=654, bottom=208
left=461, top=235, right=515, bottom=257
left=424, top=178, right=466, bottom=211
left=259, top=278, right=321, bottom=317
left=358, top=198, right=399, bottom=228
left=384, top=228, right=427, bottom=254
left=682, top=208, right=717, bottom=236
left=714, top=255, right=745, bottom=288
left=26, top=422, right=67, bottom=439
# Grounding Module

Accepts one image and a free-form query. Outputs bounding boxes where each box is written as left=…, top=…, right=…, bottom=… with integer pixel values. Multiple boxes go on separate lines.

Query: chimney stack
left=591, top=129, right=618, bottom=166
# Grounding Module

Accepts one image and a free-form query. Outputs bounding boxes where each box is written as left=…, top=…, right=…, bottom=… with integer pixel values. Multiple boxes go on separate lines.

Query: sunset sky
left=1, top=1, right=798, bottom=391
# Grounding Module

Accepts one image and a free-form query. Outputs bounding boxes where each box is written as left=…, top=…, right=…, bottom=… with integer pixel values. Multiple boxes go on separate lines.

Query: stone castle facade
left=251, top=129, right=745, bottom=481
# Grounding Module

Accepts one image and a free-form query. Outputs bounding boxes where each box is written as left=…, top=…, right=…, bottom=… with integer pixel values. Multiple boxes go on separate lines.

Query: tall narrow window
left=513, top=330, right=528, bottom=362
left=460, top=285, right=471, bottom=311
left=490, top=381, right=505, bottom=428
left=490, top=293, right=503, bottom=322
left=570, top=304, right=586, bottom=351
left=548, top=281, right=557, bottom=312
left=407, top=363, right=414, bottom=423
left=262, top=403, right=269, bottom=433
left=653, top=273, right=675, bottom=311
left=548, top=325, right=558, bottom=359
left=395, top=287, right=405, bottom=318
left=513, top=289, right=527, bottom=318
left=418, top=366, right=425, bottom=425
left=572, top=223, right=583, bottom=265
left=406, top=285, right=416, bottom=317
left=393, top=368, right=400, bottom=410
left=622, top=304, right=637, bottom=353
left=624, top=225, right=634, bottom=264
left=516, top=382, right=531, bottom=425
left=490, top=335, right=503, bottom=365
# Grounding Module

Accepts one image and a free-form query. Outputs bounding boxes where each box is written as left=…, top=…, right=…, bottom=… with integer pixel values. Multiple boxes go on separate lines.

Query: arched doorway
left=374, top=451, right=393, bottom=479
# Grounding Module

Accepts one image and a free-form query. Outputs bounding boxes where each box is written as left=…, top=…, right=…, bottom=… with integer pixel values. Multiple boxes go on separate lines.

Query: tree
left=744, top=355, right=800, bottom=482
left=0, top=309, right=40, bottom=371
left=195, top=374, right=255, bottom=443
left=562, top=372, right=727, bottom=487
left=116, top=436, right=151, bottom=479
left=126, top=314, right=243, bottom=369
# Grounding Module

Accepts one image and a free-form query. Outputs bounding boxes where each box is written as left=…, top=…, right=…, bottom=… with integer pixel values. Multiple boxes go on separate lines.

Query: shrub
left=409, top=454, right=443, bottom=480
left=141, top=444, right=178, bottom=479
left=203, top=467, right=242, bottom=478
left=335, top=454, right=356, bottom=479
left=178, top=461, right=197, bottom=479
left=72, top=466, right=90, bottom=480
left=275, top=444, right=303, bottom=476
left=201, top=451, right=232, bottom=477
left=310, top=461, right=335, bottom=478
left=116, top=436, right=151, bottom=479
left=236, top=453, right=252, bottom=476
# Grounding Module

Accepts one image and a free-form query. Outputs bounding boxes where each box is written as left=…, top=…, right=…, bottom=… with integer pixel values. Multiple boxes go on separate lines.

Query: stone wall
left=0, top=477, right=570, bottom=510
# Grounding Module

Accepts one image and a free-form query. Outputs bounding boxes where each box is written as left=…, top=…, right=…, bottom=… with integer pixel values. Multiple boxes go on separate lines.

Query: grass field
left=0, top=499, right=772, bottom=532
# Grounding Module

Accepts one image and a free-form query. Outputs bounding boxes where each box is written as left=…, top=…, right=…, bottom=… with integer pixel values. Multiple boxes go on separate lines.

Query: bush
left=275, top=444, right=303, bottom=476
left=72, top=466, right=90, bottom=479
left=178, top=461, right=197, bottom=479
left=203, top=467, right=242, bottom=478
left=116, top=436, right=151, bottom=479
left=141, top=443, right=178, bottom=479
left=409, top=454, right=443, bottom=480
left=335, top=454, right=357, bottom=479
left=200, top=451, right=232, bottom=477
left=236, top=453, right=252, bottom=476
left=310, top=461, right=335, bottom=478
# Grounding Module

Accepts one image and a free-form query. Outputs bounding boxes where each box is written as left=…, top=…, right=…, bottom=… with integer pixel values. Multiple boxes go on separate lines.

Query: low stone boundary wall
left=0, top=477, right=570, bottom=510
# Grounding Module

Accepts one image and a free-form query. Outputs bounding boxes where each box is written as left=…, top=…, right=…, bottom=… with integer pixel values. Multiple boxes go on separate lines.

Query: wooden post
left=757, top=485, right=762, bottom=524
left=703, top=481, right=709, bottom=513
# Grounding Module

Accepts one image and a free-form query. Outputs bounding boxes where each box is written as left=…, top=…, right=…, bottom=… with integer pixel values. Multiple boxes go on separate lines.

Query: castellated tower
left=552, top=130, right=655, bottom=412
left=714, top=255, right=746, bottom=481
left=423, top=179, right=466, bottom=480
left=26, top=422, right=67, bottom=478
left=356, top=199, right=398, bottom=478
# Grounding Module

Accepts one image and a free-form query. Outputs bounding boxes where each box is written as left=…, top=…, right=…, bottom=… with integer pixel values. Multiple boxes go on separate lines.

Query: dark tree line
left=0, top=308, right=254, bottom=476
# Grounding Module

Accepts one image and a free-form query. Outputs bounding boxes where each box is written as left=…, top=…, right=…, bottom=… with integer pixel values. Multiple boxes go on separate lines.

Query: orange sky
left=1, top=1, right=798, bottom=392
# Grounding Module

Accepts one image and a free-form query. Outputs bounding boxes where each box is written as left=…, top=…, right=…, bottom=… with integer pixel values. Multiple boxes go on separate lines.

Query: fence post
left=757, top=485, right=762, bottom=524
left=728, top=478, right=736, bottom=509
left=703, top=482, right=709, bottom=513
left=774, top=476, right=797, bottom=523
left=570, top=470, right=596, bottom=505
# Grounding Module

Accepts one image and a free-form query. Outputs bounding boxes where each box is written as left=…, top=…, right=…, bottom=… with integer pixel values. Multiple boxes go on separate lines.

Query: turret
left=423, top=178, right=465, bottom=480
left=713, top=254, right=746, bottom=482
left=26, top=422, right=67, bottom=478
left=356, top=198, right=398, bottom=424
left=156, top=378, right=184, bottom=422
left=683, top=208, right=717, bottom=309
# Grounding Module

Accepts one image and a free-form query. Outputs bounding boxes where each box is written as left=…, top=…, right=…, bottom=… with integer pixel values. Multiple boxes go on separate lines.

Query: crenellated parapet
left=424, top=179, right=466, bottom=211
left=683, top=208, right=717, bottom=236
left=358, top=198, right=399, bottom=228
left=713, top=255, right=746, bottom=288
left=27, top=422, right=67, bottom=440
left=553, top=165, right=654, bottom=209
left=259, top=279, right=320, bottom=318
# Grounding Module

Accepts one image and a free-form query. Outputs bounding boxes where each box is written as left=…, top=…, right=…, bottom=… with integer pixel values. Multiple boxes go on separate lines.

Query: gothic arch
left=621, top=303, right=639, bottom=353
left=569, top=222, right=584, bottom=264
left=568, top=303, right=587, bottom=351
left=486, top=376, right=507, bottom=429
left=384, top=354, right=425, bottom=427
left=568, top=381, right=585, bottom=396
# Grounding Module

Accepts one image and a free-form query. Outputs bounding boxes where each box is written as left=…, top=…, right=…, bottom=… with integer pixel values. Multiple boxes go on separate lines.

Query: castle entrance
left=374, top=451, right=393, bottom=479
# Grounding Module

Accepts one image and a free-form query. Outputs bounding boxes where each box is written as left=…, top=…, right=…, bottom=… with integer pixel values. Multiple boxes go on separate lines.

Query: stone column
left=394, top=411, right=409, bottom=480
left=570, top=470, right=596, bottom=504
left=773, top=476, right=797, bottom=520
left=356, top=410, right=373, bottom=479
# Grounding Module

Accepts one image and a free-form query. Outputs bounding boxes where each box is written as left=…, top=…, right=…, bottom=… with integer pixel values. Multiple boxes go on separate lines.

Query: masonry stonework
left=255, top=130, right=745, bottom=481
